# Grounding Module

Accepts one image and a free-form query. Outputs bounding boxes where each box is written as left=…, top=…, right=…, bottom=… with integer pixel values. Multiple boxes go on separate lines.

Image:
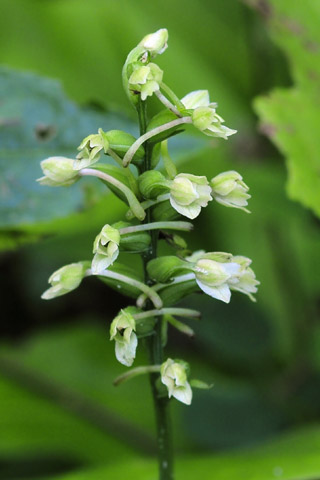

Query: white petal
left=170, top=197, right=201, bottom=219
left=196, top=279, right=231, bottom=303
left=115, top=333, right=137, bottom=367
left=173, top=383, right=193, bottom=405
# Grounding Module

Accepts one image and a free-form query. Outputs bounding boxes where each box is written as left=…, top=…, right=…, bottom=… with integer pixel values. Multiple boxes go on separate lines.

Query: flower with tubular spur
left=161, top=358, right=192, bottom=405
left=41, top=262, right=88, bottom=299
left=128, top=63, right=163, bottom=101
left=169, top=173, right=212, bottom=219
left=181, top=90, right=237, bottom=140
left=91, top=224, right=120, bottom=274
left=37, top=157, right=79, bottom=186
left=110, top=309, right=138, bottom=367
left=192, top=252, right=242, bottom=303
left=74, top=128, right=110, bottom=170
left=211, top=171, right=251, bottom=212
left=228, top=256, right=260, bottom=301
left=139, top=28, right=168, bottom=56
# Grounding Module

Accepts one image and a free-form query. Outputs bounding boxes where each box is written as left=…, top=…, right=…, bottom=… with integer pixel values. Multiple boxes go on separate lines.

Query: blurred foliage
left=253, top=0, right=320, bottom=217
left=0, top=0, right=320, bottom=479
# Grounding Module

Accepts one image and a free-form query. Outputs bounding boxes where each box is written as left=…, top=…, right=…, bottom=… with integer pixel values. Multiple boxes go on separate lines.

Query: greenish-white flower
left=192, top=252, right=259, bottom=303
left=229, top=256, right=260, bottom=301
left=160, top=358, right=192, bottom=405
left=37, top=157, right=79, bottom=186
left=74, top=128, right=110, bottom=170
left=139, top=28, right=168, bottom=56
left=181, top=90, right=237, bottom=140
left=210, top=171, right=251, bottom=212
left=170, top=173, right=212, bottom=219
left=41, top=262, right=87, bottom=299
left=110, top=309, right=137, bottom=367
left=91, top=224, right=120, bottom=274
left=129, top=63, right=163, bottom=101
left=193, top=253, right=241, bottom=303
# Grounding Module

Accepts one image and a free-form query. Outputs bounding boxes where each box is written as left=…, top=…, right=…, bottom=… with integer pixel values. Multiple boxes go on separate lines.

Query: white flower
left=110, top=309, right=138, bottom=367
left=193, top=253, right=241, bottom=303
left=170, top=173, right=212, bottom=219
left=91, top=224, right=120, bottom=274
left=139, top=28, right=168, bottom=56
left=161, top=358, right=192, bottom=405
left=229, top=256, right=260, bottom=301
left=74, top=129, right=110, bottom=170
left=37, top=157, right=79, bottom=186
left=128, top=63, right=163, bottom=101
left=181, top=90, right=237, bottom=140
left=41, top=262, right=87, bottom=299
left=211, top=171, right=251, bottom=212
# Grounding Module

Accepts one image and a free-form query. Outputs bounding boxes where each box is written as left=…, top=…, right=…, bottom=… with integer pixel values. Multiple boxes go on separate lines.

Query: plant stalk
left=138, top=98, right=174, bottom=480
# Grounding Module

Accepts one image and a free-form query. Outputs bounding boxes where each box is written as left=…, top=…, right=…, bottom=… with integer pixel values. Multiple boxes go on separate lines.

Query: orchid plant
left=39, top=28, right=259, bottom=480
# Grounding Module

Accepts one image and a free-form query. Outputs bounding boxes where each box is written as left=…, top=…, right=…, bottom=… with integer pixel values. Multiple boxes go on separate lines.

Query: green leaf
left=52, top=425, right=320, bottom=479
left=252, top=0, right=320, bottom=216
left=0, top=323, right=156, bottom=464
left=0, top=66, right=135, bottom=228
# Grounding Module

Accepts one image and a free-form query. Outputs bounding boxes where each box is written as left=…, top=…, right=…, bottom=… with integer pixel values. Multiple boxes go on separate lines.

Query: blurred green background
left=1, top=0, right=320, bottom=479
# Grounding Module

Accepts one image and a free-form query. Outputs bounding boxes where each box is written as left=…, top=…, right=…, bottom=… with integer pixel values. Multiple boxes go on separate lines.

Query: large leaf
left=252, top=0, right=320, bottom=216
left=53, top=425, right=320, bottom=479
left=0, top=66, right=134, bottom=228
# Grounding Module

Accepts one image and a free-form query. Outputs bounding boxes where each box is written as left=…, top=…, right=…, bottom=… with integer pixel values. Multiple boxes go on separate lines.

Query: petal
left=170, top=197, right=201, bottom=219
left=173, top=383, right=193, bottom=405
left=196, top=279, right=231, bottom=303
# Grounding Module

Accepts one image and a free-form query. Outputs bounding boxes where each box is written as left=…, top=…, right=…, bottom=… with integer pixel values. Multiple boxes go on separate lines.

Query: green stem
left=119, top=221, right=193, bottom=235
left=134, top=308, right=201, bottom=321
left=138, top=100, right=174, bottom=480
left=79, top=168, right=145, bottom=221
left=92, top=269, right=162, bottom=309
left=122, top=116, right=192, bottom=167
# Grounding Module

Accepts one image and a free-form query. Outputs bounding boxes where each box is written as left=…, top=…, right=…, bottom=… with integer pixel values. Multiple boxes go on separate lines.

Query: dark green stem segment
left=138, top=98, right=174, bottom=480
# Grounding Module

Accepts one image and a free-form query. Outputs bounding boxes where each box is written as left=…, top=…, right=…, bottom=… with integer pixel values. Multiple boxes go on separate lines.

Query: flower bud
left=160, top=358, right=192, bottom=405
left=91, top=224, right=120, bottom=274
left=210, top=171, right=251, bottom=212
left=110, top=308, right=138, bottom=367
left=139, top=28, right=168, bottom=56
left=138, top=171, right=169, bottom=199
left=37, top=157, right=79, bottom=186
left=74, top=128, right=110, bottom=170
left=170, top=173, right=212, bottom=219
left=41, top=262, right=88, bottom=299
left=128, top=63, right=163, bottom=101
left=147, top=256, right=191, bottom=283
